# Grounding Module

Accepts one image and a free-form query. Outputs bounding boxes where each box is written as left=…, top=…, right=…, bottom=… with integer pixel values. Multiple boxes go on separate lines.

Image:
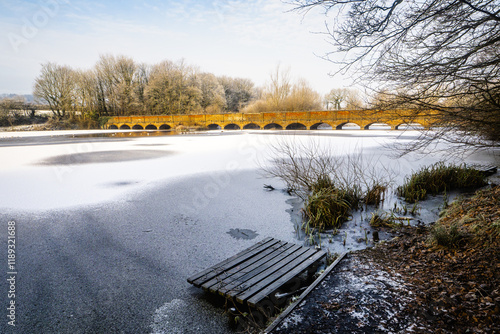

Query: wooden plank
left=187, top=237, right=275, bottom=286
left=189, top=238, right=280, bottom=287
left=246, top=249, right=326, bottom=307
left=263, top=252, right=347, bottom=334
left=202, top=242, right=297, bottom=293
left=203, top=242, right=295, bottom=292
left=214, top=244, right=303, bottom=296
left=234, top=248, right=318, bottom=304
left=223, top=245, right=307, bottom=298
left=226, top=246, right=311, bottom=300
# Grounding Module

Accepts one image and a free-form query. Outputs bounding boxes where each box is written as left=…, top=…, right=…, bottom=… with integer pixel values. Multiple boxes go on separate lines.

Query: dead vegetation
left=361, top=186, right=500, bottom=333
left=273, top=185, right=500, bottom=333
left=261, top=137, right=393, bottom=231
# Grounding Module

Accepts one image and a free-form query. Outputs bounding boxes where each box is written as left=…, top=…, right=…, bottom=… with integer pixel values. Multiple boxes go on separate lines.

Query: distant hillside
left=0, top=94, right=35, bottom=103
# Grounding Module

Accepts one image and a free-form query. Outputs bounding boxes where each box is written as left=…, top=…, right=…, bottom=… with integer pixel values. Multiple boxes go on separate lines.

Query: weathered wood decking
left=187, top=237, right=326, bottom=309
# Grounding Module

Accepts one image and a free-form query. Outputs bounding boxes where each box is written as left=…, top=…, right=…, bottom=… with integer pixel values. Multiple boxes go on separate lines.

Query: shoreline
left=272, top=185, right=500, bottom=333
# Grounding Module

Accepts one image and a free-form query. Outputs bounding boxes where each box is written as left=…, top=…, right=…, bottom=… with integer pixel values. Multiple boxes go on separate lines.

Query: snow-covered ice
left=0, top=129, right=498, bottom=334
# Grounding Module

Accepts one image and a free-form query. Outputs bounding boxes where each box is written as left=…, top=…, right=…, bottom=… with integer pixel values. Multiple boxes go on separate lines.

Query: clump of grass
left=364, top=184, right=387, bottom=207
left=262, top=139, right=393, bottom=233
left=310, top=174, right=335, bottom=193
left=303, top=175, right=369, bottom=231
left=397, top=162, right=487, bottom=203
left=430, top=223, right=465, bottom=248
left=311, top=174, right=362, bottom=209
left=303, top=186, right=352, bottom=230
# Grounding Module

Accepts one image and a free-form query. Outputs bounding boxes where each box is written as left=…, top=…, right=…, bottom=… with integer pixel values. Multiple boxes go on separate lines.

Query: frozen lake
left=0, top=129, right=497, bottom=333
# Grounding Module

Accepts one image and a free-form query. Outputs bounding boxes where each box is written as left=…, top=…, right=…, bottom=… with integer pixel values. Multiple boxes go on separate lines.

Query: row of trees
left=33, top=55, right=361, bottom=119
left=0, top=96, right=45, bottom=127
left=243, top=65, right=322, bottom=113
left=0, top=96, right=40, bottom=117
left=242, top=65, right=364, bottom=113
left=33, top=55, right=257, bottom=119
left=33, top=55, right=364, bottom=118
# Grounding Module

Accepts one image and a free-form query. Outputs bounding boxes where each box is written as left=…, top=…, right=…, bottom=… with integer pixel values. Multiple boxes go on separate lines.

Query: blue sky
left=0, top=0, right=347, bottom=95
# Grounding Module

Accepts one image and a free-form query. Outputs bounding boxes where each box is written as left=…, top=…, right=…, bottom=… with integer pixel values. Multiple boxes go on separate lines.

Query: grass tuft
left=430, top=223, right=465, bottom=248
left=365, top=184, right=387, bottom=206
left=303, top=185, right=351, bottom=230
left=397, top=162, right=487, bottom=203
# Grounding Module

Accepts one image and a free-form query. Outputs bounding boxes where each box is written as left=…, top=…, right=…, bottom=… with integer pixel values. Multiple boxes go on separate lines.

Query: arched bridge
left=104, top=110, right=434, bottom=131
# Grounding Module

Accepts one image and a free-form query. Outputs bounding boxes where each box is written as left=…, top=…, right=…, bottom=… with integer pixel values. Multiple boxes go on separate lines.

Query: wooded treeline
left=33, top=55, right=355, bottom=120
left=0, top=95, right=46, bottom=127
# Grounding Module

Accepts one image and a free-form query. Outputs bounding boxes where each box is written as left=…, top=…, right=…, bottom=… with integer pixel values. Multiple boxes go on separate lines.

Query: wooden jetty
left=187, top=237, right=326, bottom=313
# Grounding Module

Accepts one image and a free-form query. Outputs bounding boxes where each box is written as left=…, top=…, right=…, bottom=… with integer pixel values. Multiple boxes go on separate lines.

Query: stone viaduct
left=104, top=110, right=434, bottom=131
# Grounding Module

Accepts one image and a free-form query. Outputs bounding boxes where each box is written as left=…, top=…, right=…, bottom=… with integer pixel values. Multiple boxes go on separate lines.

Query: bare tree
left=133, top=63, right=151, bottom=114
left=284, top=78, right=322, bottom=111
left=243, top=69, right=322, bottom=113
left=218, top=76, right=255, bottom=112
left=74, top=69, right=100, bottom=119
left=325, top=88, right=348, bottom=110
left=198, top=73, right=226, bottom=113
left=266, top=64, right=292, bottom=111
left=33, top=62, right=75, bottom=118
left=94, top=55, right=138, bottom=116
left=326, top=88, right=363, bottom=110
left=144, top=60, right=202, bottom=115
left=292, top=0, right=500, bottom=152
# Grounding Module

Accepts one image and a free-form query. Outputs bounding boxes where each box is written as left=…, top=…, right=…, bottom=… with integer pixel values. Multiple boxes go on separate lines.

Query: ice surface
left=1, top=129, right=498, bottom=334
left=0, top=130, right=365, bottom=210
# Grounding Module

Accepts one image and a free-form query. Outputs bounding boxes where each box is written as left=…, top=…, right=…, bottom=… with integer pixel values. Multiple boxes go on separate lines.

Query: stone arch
left=286, top=123, right=307, bottom=130
left=396, top=123, right=425, bottom=130
left=310, top=122, right=333, bottom=130
left=224, top=123, right=240, bottom=130
left=207, top=124, right=222, bottom=130
left=120, top=124, right=131, bottom=130
left=363, top=123, right=391, bottom=130
left=336, top=122, right=361, bottom=130
left=132, top=124, right=144, bottom=130
left=159, top=124, right=171, bottom=130
left=243, top=123, right=260, bottom=130
left=145, top=124, right=157, bottom=130
left=264, top=123, right=283, bottom=130
left=108, top=124, right=118, bottom=129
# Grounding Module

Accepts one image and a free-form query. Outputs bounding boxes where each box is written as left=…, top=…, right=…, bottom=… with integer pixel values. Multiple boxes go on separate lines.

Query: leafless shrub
left=261, top=136, right=394, bottom=202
